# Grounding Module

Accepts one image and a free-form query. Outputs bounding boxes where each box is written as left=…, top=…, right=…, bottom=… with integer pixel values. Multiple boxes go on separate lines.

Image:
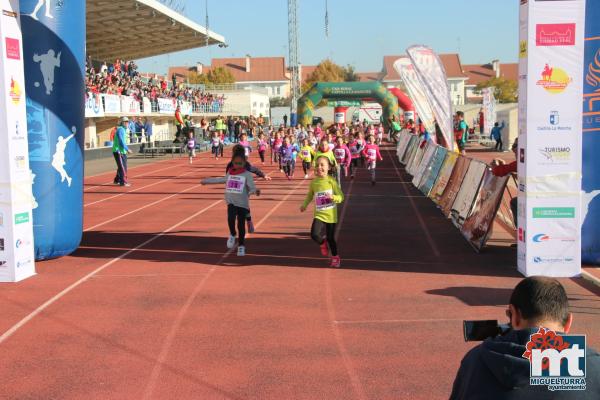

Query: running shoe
left=227, top=235, right=236, bottom=249
left=371, top=180, right=376, bottom=186
left=120, top=183, right=131, bottom=187
left=320, top=242, right=328, bottom=256
left=304, top=174, right=308, bottom=179
left=287, top=175, right=292, bottom=180
left=330, top=255, right=341, bottom=268
left=237, top=245, right=246, bottom=256
left=248, top=220, right=255, bottom=233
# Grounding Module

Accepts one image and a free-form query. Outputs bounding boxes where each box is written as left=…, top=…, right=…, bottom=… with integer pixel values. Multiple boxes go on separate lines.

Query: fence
left=396, top=130, right=514, bottom=251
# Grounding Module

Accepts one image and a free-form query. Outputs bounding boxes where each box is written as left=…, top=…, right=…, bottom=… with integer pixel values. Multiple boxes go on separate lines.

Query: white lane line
left=142, top=176, right=307, bottom=399
left=84, top=171, right=196, bottom=207
left=84, top=163, right=182, bottom=192
left=0, top=200, right=223, bottom=346
left=388, top=148, right=441, bottom=258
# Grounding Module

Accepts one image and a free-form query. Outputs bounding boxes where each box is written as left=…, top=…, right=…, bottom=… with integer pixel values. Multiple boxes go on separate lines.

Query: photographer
left=450, top=276, right=599, bottom=399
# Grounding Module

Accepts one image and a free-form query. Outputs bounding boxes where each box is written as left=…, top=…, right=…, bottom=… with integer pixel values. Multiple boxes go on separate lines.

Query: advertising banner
left=84, top=92, right=104, bottom=118
left=430, top=152, right=458, bottom=204
left=451, top=160, right=488, bottom=227
left=518, top=0, right=585, bottom=277
left=407, top=140, right=426, bottom=176
left=419, top=146, right=448, bottom=196
left=396, top=130, right=412, bottom=161
left=461, top=171, right=510, bottom=251
left=120, top=96, right=140, bottom=115
left=102, top=94, right=120, bottom=114
left=393, top=57, right=436, bottom=135
left=439, top=156, right=471, bottom=217
left=482, top=87, right=497, bottom=136
left=179, top=100, right=192, bottom=115
left=406, top=46, right=455, bottom=151
left=158, top=97, right=177, bottom=114
left=401, top=135, right=419, bottom=165
left=142, top=97, right=152, bottom=114
left=582, top=1, right=600, bottom=264
left=412, top=141, right=436, bottom=187
left=0, top=0, right=36, bottom=282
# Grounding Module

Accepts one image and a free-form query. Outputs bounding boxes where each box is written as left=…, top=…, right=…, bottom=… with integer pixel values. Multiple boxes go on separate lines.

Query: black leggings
left=283, top=160, right=293, bottom=176
left=310, top=219, right=338, bottom=256
left=302, top=161, right=311, bottom=174
left=227, top=204, right=248, bottom=245
left=349, top=158, right=359, bottom=176
left=259, top=150, right=265, bottom=162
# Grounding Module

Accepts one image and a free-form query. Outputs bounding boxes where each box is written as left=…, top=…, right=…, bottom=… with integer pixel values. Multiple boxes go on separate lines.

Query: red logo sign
left=518, top=228, right=525, bottom=242
left=536, top=23, right=576, bottom=46
left=5, top=37, right=20, bottom=60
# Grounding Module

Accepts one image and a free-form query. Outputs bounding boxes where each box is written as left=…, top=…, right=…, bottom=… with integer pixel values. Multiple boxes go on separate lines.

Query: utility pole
left=288, top=0, right=300, bottom=118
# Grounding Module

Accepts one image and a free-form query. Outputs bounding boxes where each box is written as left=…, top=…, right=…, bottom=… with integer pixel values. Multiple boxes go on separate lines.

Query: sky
left=136, top=0, right=519, bottom=74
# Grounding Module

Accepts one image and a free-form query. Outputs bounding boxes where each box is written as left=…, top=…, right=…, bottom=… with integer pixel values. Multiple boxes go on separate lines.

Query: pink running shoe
left=320, top=242, right=329, bottom=256
left=330, top=256, right=341, bottom=268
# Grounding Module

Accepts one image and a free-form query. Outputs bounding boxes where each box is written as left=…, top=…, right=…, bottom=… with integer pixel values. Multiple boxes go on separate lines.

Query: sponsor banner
left=84, top=92, right=104, bottom=117
left=406, top=46, right=455, bottom=151
left=582, top=1, right=600, bottom=263
left=102, top=94, right=120, bottom=114
left=0, top=0, right=35, bottom=282
left=401, top=134, right=419, bottom=165
left=430, top=151, right=458, bottom=204
left=482, top=87, right=497, bottom=137
left=461, top=171, right=510, bottom=251
left=412, top=141, right=436, bottom=187
left=406, top=140, right=426, bottom=176
left=142, top=97, right=152, bottom=114
left=518, top=0, right=585, bottom=277
left=120, top=96, right=140, bottom=115
left=158, top=97, right=177, bottom=115
left=393, top=57, right=436, bottom=137
left=418, top=145, right=448, bottom=196
left=439, top=156, right=471, bottom=217
left=451, top=160, right=488, bottom=227
left=179, top=100, right=192, bottom=116
left=395, top=130, right=412, bottom=161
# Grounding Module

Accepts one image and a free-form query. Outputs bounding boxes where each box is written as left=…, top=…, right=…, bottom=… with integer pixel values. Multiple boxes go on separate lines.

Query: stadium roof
left=86, top=0, right=226, bottom=61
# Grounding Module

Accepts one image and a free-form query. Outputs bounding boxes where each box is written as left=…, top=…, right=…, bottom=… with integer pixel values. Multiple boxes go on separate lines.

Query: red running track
left=0, top=145, right=599, bottom=399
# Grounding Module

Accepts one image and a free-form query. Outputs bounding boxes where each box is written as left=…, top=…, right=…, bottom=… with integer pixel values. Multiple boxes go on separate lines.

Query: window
left=276, top=86, right=281, bottom=95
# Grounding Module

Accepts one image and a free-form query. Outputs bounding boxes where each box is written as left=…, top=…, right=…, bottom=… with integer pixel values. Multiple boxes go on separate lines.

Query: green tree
left=302, top=59, right=347, bottom=93
left=475, top=77, right=518, bottom=103
left=343, top=64, right=359, bottom=82
left=188, top=67, right=235, bottom=85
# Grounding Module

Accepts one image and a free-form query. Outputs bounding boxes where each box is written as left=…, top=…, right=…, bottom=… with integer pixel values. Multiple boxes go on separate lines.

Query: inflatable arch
left=22, top=0, right=85, bottom=259
left=388, top=87, right=415, bottom=119
left=298, top=82, right=399, bottom=128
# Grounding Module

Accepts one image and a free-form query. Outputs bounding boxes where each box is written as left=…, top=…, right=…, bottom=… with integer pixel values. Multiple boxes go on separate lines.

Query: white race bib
left=334, top=149, right=345, bottom=160
left=315, top=190, right=335, bottom=211
left=367, top=148, right=377, bottom=159
left=226, top=175, right=246, bottom=194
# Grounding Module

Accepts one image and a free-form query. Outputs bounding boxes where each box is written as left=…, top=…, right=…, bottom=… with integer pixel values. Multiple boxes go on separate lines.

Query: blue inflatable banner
left=582, top=1, right=600, bottom=264
left=20, top=0, right=85, bottom=259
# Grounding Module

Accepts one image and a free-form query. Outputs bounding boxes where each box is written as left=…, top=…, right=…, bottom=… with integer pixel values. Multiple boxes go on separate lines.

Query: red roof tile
left=356, top=72, right=380, bottom=82
left=463, top=63, right=519, bottom=86
left=381, top=53, right=468, bottom=81
left=211, top=57, right=289, bottom=82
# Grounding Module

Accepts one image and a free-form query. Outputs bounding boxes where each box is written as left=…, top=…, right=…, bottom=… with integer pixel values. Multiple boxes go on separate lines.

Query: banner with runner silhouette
left=21, top=0, right=85, bottom=260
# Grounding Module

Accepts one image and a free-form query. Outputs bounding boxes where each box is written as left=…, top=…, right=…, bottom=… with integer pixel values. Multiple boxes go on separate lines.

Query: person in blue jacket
left=491, top=121, right=506, bottom=151
left=113, top=117, right=133, bottom=187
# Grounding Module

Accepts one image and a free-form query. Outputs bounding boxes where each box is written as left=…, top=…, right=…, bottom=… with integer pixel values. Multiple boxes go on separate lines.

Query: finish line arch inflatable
left=21, top=0, right=85, bottom=259
left=388, top=87, right=415, bottom=121
left=298, top=82, right=399, bottom=127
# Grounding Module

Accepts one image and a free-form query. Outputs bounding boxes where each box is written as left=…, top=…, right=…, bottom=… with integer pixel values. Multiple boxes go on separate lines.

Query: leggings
left=367, top=161, right=377, bottom=181
left=349, top=158, right=359, bottom=177
left=258, top=150, right=265, bottom=163
left=227, top=204, right=248, bottom=245
left=310, top=219, right=338, bottom=256
left=282, top=160, right=293, bottom=177
left=302, top=161, right=311, bottom=174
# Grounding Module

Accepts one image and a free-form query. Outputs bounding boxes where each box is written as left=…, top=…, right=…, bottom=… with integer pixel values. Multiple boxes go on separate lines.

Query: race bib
left=334, top=149, right=345, bottom=160
left=302, top=150, right=310, bottom=158
left=187, top=140, right=195, bottom=149
left=226, top=175, right=246, bottom=194
left=367, top=148, right=377, bottom=159
left=244, top=147, right=250, bottom=157
left=212, top=139, right=220, bottom=147
left=315, top=190, right=335, bottom=211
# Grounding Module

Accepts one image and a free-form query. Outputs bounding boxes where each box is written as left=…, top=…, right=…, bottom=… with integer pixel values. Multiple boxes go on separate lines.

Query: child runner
left=272, top=131, right=283, bottom=170
left=211, top=131, right=221, bottom=160
left=224, top=144, right=271, bottom=233
left=375, top=123, right=384, bottom=145
left=186, top=130, right=196, bottom=164
left=362, top=134, right=383, bottom=186
left=257, top=132, right=268, bottom=164
left=239, top=133, right=252, bottom=159
left=290, top=136, right=301, bottom=178
left=300, top=156, right=344, bottom=267
left=299, top=138, right=315, bottom=179
left=308, top=131, right=318, bottom=150
left=333, top=136, right=351, bottom=182
left=202, top=150, right=261, bottom=256
left=279, top=136, right=295, bottom=180
left=348, top=133, right=363, bottom=180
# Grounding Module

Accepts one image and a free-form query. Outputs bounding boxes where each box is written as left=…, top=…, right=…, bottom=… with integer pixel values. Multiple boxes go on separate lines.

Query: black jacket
left=450, top=328, right=600, bottom=399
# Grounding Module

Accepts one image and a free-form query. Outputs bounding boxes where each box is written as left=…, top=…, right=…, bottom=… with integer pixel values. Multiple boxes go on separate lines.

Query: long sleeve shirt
left=223, top=169, right=257, bottom=210
left=333, top=145, right=351, bottom=167
left=280, top=144, right=295, bottom=162
left=490, top=122, right=505, bottom=140
left=362, top=144, right=383, bottom=162
left=112, top=126, right=129, bottom=154
left=225, top=161, right=265, bottom=179
left=302, top=176, right=344, bottom=224
left=313, top=149, right=338, bottom=167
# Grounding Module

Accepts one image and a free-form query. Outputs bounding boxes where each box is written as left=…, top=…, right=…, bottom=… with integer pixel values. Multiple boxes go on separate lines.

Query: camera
left=463, top=320, right=511, bottom=342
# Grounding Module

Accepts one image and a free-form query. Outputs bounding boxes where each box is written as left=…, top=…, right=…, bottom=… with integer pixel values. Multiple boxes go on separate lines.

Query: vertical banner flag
left=21, top=0, right=86, bottom=260
left=518, top=0, right=586, bottom=277
left=482, top=87, right=497, bottom=137
left=406, top=45, right=455, bottom=152
left=581, top=1, right=600, bottom=264
left=393, top=57, right=436, bottom=135
left=0, top=0, right=36, bottom=282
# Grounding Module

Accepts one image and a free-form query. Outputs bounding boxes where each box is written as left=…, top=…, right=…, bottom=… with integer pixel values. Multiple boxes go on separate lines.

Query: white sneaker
left=237, top=245, right=246, bottom=256
left=304, top=174, right=308, bottom=179
left=227, top=235, right=236, bottom=249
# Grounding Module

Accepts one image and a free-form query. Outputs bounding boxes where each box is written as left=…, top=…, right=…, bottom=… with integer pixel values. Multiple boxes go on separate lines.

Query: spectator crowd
left=85, top=57, right=226, bottom=113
